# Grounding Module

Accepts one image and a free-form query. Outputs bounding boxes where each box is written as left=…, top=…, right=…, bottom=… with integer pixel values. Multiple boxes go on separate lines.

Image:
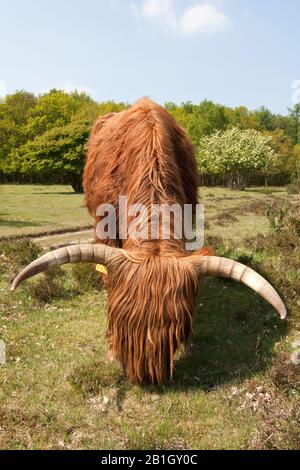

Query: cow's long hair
left=106, top=252, right=199, bottom=384
left=83, top=98, right=200, bottom=384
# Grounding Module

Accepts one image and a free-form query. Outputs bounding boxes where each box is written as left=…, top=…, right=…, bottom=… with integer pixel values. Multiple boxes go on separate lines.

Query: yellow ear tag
left=95, top=264, right=108, bottom=275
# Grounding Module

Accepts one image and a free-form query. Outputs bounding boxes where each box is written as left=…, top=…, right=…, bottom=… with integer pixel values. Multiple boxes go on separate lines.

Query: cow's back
left=83, top=98, right=199, bottom=243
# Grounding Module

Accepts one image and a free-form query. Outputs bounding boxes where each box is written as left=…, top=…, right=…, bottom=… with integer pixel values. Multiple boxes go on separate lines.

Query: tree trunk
left=226, top=173, right=247, bottom=191
left=69, top=174, right=83, bottom=193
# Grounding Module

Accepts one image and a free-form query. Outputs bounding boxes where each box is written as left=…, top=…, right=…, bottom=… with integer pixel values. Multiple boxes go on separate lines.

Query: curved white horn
left=189, top=256, right=287, bottom=319
left=11, top=244, right=121, bottom=291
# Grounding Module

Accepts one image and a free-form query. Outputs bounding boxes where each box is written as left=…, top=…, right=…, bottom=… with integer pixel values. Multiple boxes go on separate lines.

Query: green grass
left=0, top=185, right=299, bottom=449
left=200, top=186, right=294, bottom=244
left=0, top=184, right=295, bottom=245
left=0, top=185, right=92, bottom=238
left=0, top=277, right=260, bottom=449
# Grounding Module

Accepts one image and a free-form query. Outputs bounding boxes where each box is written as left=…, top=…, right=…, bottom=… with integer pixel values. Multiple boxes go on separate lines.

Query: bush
left=69, top=358, right=123, bottom=396
left=29, top=266, right=69, bottom=304
left=198, top=127, right=276, bottom=190
left=288, top=162, right=300, bottom=194
left=71, top=263, right=104, bottom=293
left=215, top=209, right=238, bottom=226
left=265, top=200, right=289, bottom=233
left=270, top=354, right=300, bottom=394
left=0, top=238, right=42, bottom=279
left=31, top=263, right=104, bottom=303
left=249, top=201, right=300, bottom=316
left=251, top=393, right=300, bottom=449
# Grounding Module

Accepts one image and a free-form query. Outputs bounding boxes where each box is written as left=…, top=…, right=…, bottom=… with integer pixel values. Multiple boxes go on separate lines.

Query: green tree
left=198, top=127, right=276, bottom=190
left=10, top=102, right=100, bottom=192
left=98, top=100, right=127, bottom=115
left=262, top=128, right=292, bottom=179
left=25, top=89, right=93, bottom=139
left=0, top=91, right=36, bottom=170
left=286, top=144, right=300, bottom=174
left=288, top=103, right=300, bottom=145
left=286, top=144, right=300, bottom=192
left=188, top=100, right=228, bottom=145
left=166, top=100, right=228, bottom=145
left=2, top=93, right=127, bottom=189
left=225, top=106, right=260, bottom=130
left=165, top=102, right=192, bottom=131
left=254, top=106, right=276, bottom=131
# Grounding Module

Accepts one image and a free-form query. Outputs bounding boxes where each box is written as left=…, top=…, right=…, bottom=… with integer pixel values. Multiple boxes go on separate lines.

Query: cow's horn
left=11, top=244, right=121, bottom=291
left=189, top=256, right=286, bottom=319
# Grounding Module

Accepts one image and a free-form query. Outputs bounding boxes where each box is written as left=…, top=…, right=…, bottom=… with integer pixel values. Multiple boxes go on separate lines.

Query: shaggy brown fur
left=83, top=98, right=206, bottom=384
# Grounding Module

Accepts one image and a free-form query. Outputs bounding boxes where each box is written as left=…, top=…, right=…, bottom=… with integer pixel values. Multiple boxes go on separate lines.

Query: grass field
left=0, top=185, right=92, bottom=238
left=0, top=184, right=293, bottom=242
left=0, top=185, right=299, bottom=449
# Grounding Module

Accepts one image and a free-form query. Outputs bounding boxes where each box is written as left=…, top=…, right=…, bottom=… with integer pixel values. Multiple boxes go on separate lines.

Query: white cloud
left=0, top=80, right=7, bottom=98
left=131, top=0, right=177, bottom=33
left=179, top=3, right=231, bottom=35
left=131, top=0, right=231, bottom=36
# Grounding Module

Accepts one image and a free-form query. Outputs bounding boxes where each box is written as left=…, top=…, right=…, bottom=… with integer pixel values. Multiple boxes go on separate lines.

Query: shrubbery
left=0, top=239, right=104, bottom=303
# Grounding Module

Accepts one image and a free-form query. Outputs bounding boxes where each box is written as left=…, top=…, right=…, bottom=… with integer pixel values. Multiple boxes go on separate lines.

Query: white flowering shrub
left=198, top=127, right=277, bottom=189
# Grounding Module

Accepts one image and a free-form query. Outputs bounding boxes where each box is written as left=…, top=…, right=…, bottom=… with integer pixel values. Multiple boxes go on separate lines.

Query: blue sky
left=0, top=0, right=299, bottom=114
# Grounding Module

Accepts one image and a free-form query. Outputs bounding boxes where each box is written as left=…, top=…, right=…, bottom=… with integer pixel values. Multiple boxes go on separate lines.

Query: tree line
left=0, top=90, right=299, bottom=191
left=166, top=100, right=300, bottom=190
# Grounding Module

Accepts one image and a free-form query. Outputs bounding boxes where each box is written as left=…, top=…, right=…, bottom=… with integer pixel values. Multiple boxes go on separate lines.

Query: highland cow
left=11, top=98, right=286, bottom=385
